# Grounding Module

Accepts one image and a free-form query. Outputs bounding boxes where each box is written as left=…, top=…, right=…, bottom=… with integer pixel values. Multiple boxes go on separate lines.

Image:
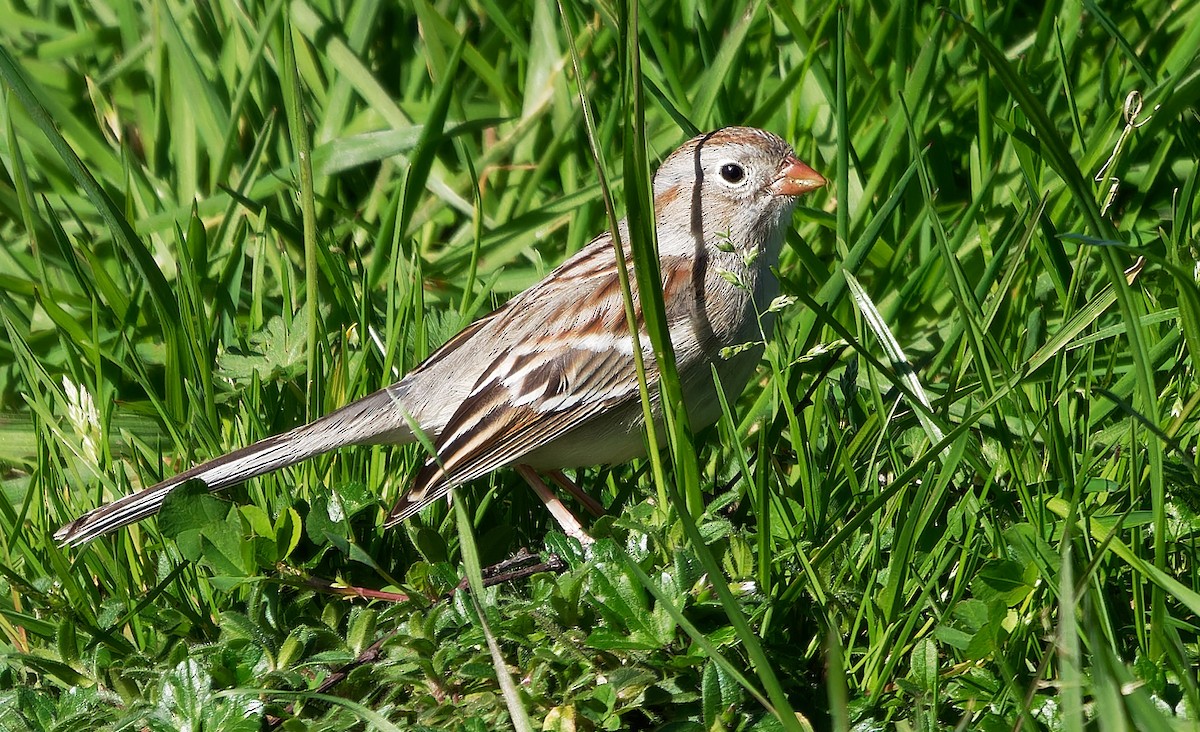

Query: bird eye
left=719, top=163, right=745, bottom=184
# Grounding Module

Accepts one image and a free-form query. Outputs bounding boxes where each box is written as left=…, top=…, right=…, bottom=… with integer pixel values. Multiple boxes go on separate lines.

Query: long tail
left=54, top=384, right=415, bottom=547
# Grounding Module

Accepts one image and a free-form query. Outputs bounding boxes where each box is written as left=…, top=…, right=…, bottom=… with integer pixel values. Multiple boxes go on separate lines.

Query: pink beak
left=771, top=154, right=827, bottom=196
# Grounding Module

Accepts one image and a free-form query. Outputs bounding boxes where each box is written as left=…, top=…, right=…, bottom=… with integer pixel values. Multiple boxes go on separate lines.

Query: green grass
left=1, top=0, right=1199, bottom=728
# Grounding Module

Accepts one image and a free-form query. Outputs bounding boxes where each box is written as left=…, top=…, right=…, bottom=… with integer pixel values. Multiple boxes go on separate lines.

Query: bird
left=54, top=126, right=826, bottom=547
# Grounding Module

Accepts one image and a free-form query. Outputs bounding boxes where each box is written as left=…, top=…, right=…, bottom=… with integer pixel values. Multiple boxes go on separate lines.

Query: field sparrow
left=55, top=126, right=826, bottom=547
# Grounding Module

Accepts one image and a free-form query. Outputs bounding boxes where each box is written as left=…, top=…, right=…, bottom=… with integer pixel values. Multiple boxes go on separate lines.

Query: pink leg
left=514, top=465, right=594, bottom=546
left=548, top=470, right=605, bottom=517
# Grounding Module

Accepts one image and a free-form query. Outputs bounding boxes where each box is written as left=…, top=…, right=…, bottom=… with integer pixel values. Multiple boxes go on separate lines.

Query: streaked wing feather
left=386, top=341, right=642, bottom=524
left=385, top=227, right=658, bottom=524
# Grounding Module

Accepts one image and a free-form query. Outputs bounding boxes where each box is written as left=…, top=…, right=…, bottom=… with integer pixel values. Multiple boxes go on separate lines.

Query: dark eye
left=719, top=163, right=745, bottom=184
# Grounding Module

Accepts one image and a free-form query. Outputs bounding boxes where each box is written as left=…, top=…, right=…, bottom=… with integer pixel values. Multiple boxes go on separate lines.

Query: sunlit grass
left=1, top=0, right=1198, bottom=728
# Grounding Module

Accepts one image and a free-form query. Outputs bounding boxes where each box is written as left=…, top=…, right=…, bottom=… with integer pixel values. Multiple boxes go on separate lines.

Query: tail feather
left=55, top=384, right=415, bottom=547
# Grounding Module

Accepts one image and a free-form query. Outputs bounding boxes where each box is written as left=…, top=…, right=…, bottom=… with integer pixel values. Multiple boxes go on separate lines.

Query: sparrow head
left=652, top=126, right=826, bottom=255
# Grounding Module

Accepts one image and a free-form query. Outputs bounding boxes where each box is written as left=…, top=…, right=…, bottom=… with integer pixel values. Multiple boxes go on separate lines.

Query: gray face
left=652, top=127, right=800, bottom=259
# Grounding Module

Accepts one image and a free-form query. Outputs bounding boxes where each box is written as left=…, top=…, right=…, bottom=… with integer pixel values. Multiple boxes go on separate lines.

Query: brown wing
left=384, top=335, right=645, bottom=525
left=384, top=230, right=660, bottom=524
